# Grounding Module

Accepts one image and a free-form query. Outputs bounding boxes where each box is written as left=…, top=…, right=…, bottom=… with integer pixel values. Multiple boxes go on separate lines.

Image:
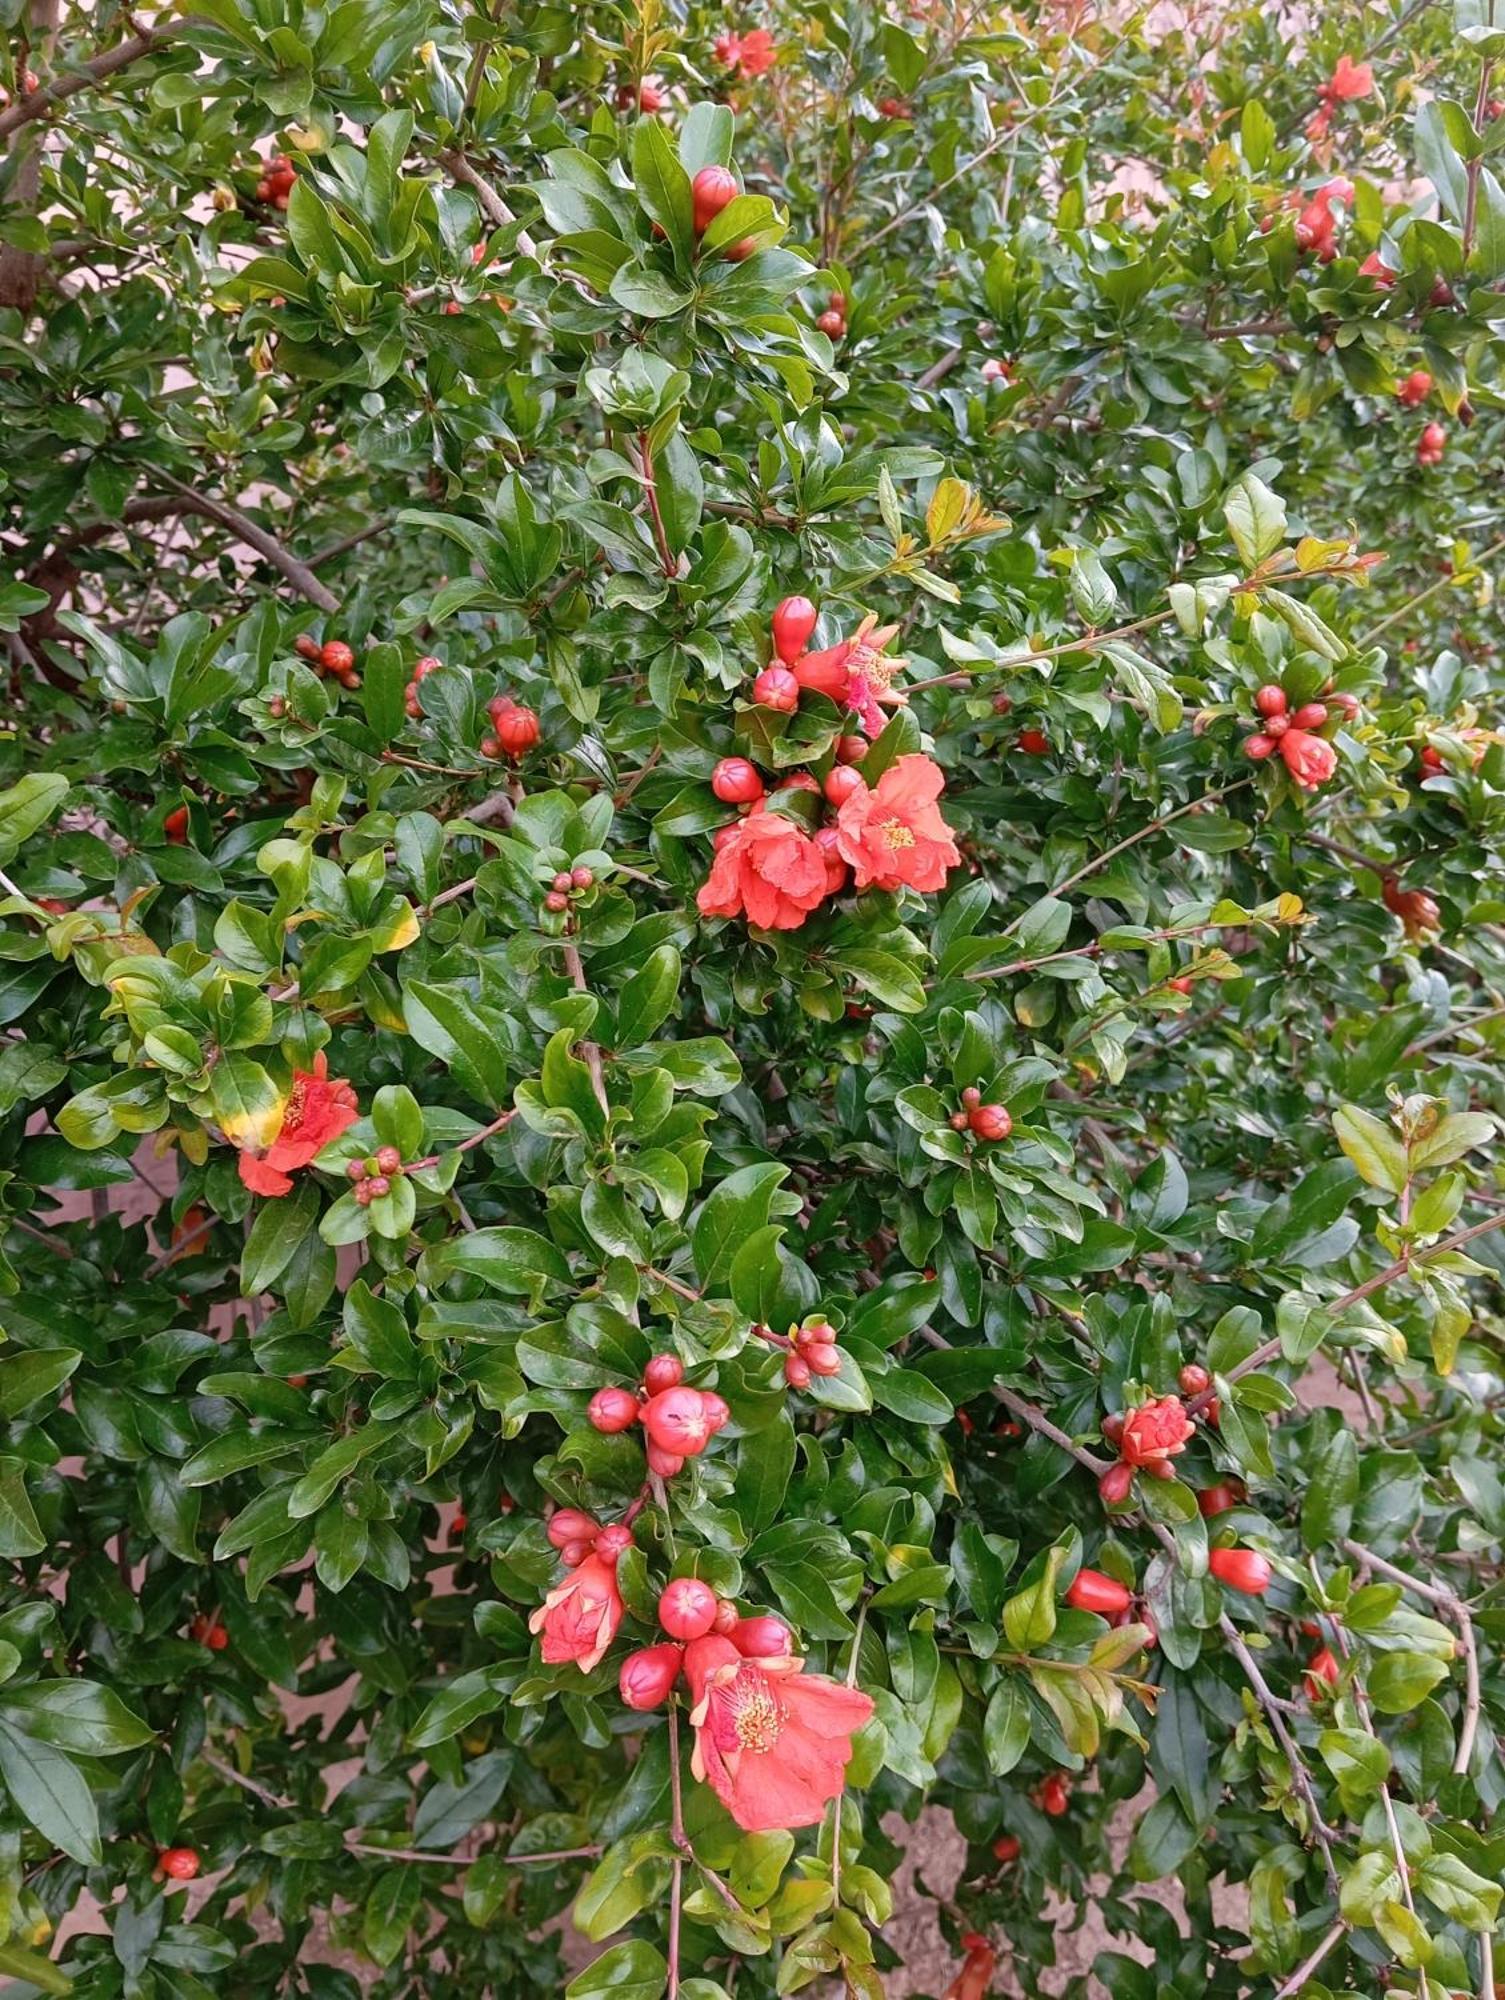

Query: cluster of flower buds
left=815, top=290, right=848, bottom=339
left=778, top=1313, right=843, bottom=1391
left=254, top=153, right=297, bottom=209
left=1382, top=876, right=1441, bottom=938
left=479, top=692, right=541, bottom=760
left=1396, top=369, right=1432, bottom=407
left=404, top=654, right=441, bottom=719
left=619, top=1597, right=793, bottom=1711
left=1241, top=684, right=1339, bottom=791
left=544, top=1506, right=634, bottom=1571
left=542, top=865, right=595, bottom=919
left=1416, top=420, right=1446, bottom=467
left=346, top=1144, right=404, bottom=1209
left=587, top=1353, right=731, bottom=1478
left=294, top=634, right=361, bottom=690
left=949, top=1086, right=1012, bottom=1143
left=188, top=1612, right=228, bottom=1651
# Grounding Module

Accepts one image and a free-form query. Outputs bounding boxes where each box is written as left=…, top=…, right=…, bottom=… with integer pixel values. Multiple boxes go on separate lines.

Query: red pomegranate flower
left=734, top=27, right=777, bottom=74
left=834, top=754, right=960, bottom=894
left=697, top=804, right=829, bottom=930
left=1280, top=729, right=1338, bottom=791
left=1324, top=54, right=1374, bottom=101
left=237, top=1053, right=359, bottom=1197
left=793, top=613, right=908, bottom=736
left=528, top=1552, right=624, bottom=1673
left=1119, top=1394, right=1194, bottom=1470
left=684, top=1634, right=874, bottom=1832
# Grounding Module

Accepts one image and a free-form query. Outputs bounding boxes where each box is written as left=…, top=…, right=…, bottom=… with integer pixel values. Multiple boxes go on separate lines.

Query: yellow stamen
left=880, top=818, right=916, bottom=850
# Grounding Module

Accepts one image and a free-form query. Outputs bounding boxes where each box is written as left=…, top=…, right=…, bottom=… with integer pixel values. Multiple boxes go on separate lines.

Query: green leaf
left=565, top=1938, right=668, bottom=2000
left=1222, top=473, right=1286, bottom=569
left=1333, top=1104, right=1408, bottom=1195
left=0, top=774, right=69, bottom=865
left=0, top=1719, right=100, bottom=1864
left=982, top=1679, right=1030, bottom=1776
left=632, top=117, right=693, bottom=263
left=0, top=1681, right=154, bottom=1755
left=0, top=1457, right=44, bottom=1557
left=0, top=1347, right=81, bottom=1418
left=1301, top=1430, right=1360, bottom=1548
left=735, top=1411, right=796, bottom=1535
left=1367, top=1651, right=1450, bottom=1713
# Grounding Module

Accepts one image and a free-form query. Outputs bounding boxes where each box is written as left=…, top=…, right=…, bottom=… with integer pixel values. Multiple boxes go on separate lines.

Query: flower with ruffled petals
left=834, top=754, right=960, bottom=894
left=1280, top=729, right=1338, bottom=791
left=697, top=804, right=828, bottom=930
left=1323, top=54, right=1373, bottom=102
left=237, top=1053, right=358, bottom=1197
left=528, top=1552, right=624, bottom=1672
left=684, top=1634, right=874, bottom=1832
left=1119, top=1394, right=1193, bottom=1470
left=793, top=613, right=908, bottom=736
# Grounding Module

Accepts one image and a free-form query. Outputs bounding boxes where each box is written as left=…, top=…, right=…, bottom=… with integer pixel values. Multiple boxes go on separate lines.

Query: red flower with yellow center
left=684, top=1634, right=874, bottom=1832
left=834, top=753, right=961, bottom=894
left=237, top=1052, right=359, bottom=1198
left=696, top=804, right=829, bottom=931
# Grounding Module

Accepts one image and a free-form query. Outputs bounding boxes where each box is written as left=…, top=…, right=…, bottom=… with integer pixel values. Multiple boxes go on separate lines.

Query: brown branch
left=916, top=346, right=964, bottom=392
left=1220, top=1615, right=1342, bottom=1896
left=1273, top=1919, right=1347, bottom=1999
left=436, top=149, right=538, bottom=259
left=151, top=474, right=340, bottom=612
left=561, top=941, right=610, bottom=1115
left=1340, top=1539, right=1481, bottom=1775
left=1186, top=1208, right=1505, bottom=1414
left=0, top=19, right=188, bottom=141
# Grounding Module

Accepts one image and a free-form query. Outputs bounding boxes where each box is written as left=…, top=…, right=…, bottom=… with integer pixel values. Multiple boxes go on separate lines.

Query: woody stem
left=667, top=1704, right=687, bottom=1997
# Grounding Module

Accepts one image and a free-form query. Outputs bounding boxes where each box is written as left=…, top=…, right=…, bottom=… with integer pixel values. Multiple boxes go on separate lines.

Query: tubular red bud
left=1209, top=1546, right=1273, bottom=1596
left=835, top=734, right=868, bottom=764
left=1254, top=685, right=1287, bottom=718
left=1038, top=1773, right=1069, bottom=1816
left=805, top=1342, right=842, bottom=1376
left=1304, top=1645, right=1341, bottom=1698
left=1017, top=728, right=1050, bottom=755
left=1099, top=1460, right=1135, bottom=1509
left=1197, top=1483, right=1239, bottom=1518
left=784, top=1353, right=812, bottom=1389
left=619, top=1643, right=684, bottom=1710
left=732, top=1614, right=795, bottom=1658
left=1289, top=703, right=1328, bottom=730
left=659, top=1577, right=719, bottom=1640
left=588, top=1386, right=640, bottom=1435
left=1243, top=733, right=1276, bottom=760
left=559, top=1538, right=592, bottom=1567
left=968, top=1103, right=1012, bottom=1142
left=822, top=764, right=866, bottom=807
left=1064, top=1568, right=1134, bottom=1616
left=645, top=1442, right=685, bottom=1478
left=159, top=1848, right=200, bottom=1881
left=319, top=640, right=354, bottom=675
left=771, top=595, right=819, bottom=662
left=1100, top=1412, right=1125, bottom=1447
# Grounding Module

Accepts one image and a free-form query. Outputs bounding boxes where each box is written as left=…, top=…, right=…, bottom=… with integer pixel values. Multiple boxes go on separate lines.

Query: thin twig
left=150, top=473, right=340, bottom=613
left=200, top=1751, right=291, bottom=1810
left=1340, top=1539, right=1481, bottom=1775
left=1219, top=1616, right=1342, bottom=1897
left=561, top=941, right=610, bottom=1115
left=436, top=149, right=539, bottom=258
left=0, top=20, right=188, bottom=140
left=1272, top=1918, right=1347, bottom=1999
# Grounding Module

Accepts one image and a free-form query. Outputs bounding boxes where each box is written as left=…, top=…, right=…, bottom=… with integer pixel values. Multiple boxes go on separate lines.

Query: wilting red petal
left=238, top=1153, right=295, bottom=1198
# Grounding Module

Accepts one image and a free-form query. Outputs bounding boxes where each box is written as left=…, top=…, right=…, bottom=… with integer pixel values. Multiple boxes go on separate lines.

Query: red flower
left=735, top=27, right=777, bottom=74
left=528, top=1552, right=624, bottom=1672
left=697, top=804, right=828, bottom=930
left=834, top=754, right=960, bottom=894
left=1119, top=1394, right=1193, bottom=1471
left=237, top=1052, right=359, bottom=1197
left=1280, top=729, right=1338, bottom=791
left=1324, top=54, right=1373, bottom=102
left=684, top=1635, right=874, bottom=1832
left=793, top=613, right=907, bottom=736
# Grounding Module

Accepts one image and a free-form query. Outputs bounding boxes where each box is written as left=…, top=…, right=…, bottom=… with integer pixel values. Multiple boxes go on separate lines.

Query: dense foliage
left=2, top=1, right=1505, bottom=1995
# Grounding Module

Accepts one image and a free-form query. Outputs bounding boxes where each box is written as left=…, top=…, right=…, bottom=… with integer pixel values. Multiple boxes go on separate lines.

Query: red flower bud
left=1064, top=1568, right=1134, bottom=1616
left=691, top=165, right=738, bottom=234
left=784, top=1353, right=812, bottom=1389
left=588, top=1386, right=640, bottom=1435
left=1208, top=1546, right=1273, bottom=1596
left=1178, top=1363, right=1211, bottom=1396
left=1289, top=703, right=1328, bottom=730
left=619, top=1643, right=684, bottom=1710
left=823, top=765, right=866, bottom=806
left=1099, top=1460, right=1135, bottom=1509
left=968, top=1103, right=1012, bottom=1142
left=159, top=1848, right=200, bottom=1881
left=1038, top=1773, right=1069, bottom=1816
left=1254, top=685, right=1287, bottom=718
left=1017, top=728, right=1050, bottom=755
left=712, top=1597, right=739, bottom=1635
left=960, top=1086, right=981, bottom=1108
left=494, top=704, right=541, bottom=756
left=593, top=1524, right=635, bottom=1563
left=547, top=1508, right=600, bottom=1550
left=1303, top=1646, right=1341, bottom=1699
left=815, top=308, right=846, bottom=336
left=1197, top=1482, right=1240, bottom=1518
left=732, top=1614, right=795, bottom=1658
left=805, top=1342, right=842, bottom=1376
left=835, top=734, right=868, bottom=764
left=559, top=1538, right=592, bottom=1567
left=992, top=1834, right=1021, bottom=1863
left=641, top=1386, right=714, bottom=1456
left=1243, top=733, right=1276, bottom=760
left=659, top=1577, right=719, bottom=1640
left=771, top=595, right=819, bottom=662
left=643, top=1354, right=685, bottom=1395
left=645, top=1442, right=685, bottom=1478
left=294, top=633, right=321, bottom=661
left=1100, top=1412, right=1125, bottom=1447
left=712, top=757, right=764, bottom=804
left=319, top=640, right=354, bottom=675
left=752, top=664, right=800, bottom=712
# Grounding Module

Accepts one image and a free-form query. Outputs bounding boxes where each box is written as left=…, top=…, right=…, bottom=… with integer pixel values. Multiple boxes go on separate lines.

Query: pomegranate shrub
left=1, top=2, right=1504, bottom=1995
